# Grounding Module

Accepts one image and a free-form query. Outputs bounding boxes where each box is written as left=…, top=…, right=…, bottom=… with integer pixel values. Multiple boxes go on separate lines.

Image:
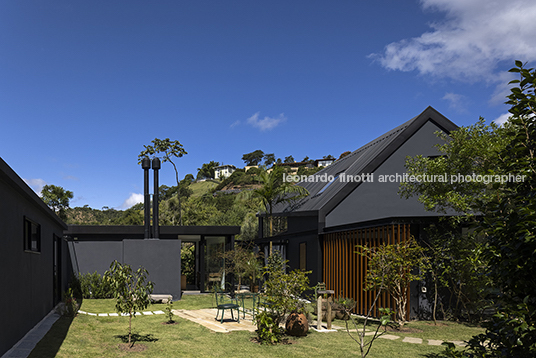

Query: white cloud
left=230, top=120, right=241, bottom=128
left=63, top=175, right=80, bottom=181
left=246, top=112, right=287, bottom=131
left=120, top=193, right=143, bottom=209
left=371, top=0, right=536, bottom=82
left=23, top=178, right=47, bottom=195
left=442, top=92, right=469, bottom=112
left=493, top=113, right=511, bottom=126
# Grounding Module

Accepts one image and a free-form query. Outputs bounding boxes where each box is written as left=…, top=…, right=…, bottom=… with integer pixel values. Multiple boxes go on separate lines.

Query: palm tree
left=245, top=166, right=309, bottom=253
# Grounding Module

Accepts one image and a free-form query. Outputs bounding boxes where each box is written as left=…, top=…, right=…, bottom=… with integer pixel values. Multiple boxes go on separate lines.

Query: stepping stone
left=379, top=334, right=400, bottom=340
left=88, top=313, right=97, bottom=316
left=121, top=313, right=129, bottom=316
left=153, top=310, right=165, bottom=315
left=109, top=313, right=119, bottom=317
left=142, top=311, right=153, bottom=315
left=428, top=339, right=444, bottom=346
left=402, top=337, right=423, bottom=344
left=450, top=340, right=466, bottom=347
left=98, top=313, right=108, bottom=317
left=78, top=310, right=87, bottom=314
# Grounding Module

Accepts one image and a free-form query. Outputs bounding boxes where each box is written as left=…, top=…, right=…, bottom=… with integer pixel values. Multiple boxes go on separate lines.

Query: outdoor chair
left=214, top=291, right=240, bottom=324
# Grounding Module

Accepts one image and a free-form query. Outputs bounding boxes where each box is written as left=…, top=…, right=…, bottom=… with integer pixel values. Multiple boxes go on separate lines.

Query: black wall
left=68, top=238, right=182, bottom=300
left=0, top=158, right=68, bottom=357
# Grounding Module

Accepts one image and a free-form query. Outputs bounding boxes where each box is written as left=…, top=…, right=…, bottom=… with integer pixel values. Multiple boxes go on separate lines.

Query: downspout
left=152, top=158, right=161, bottom=239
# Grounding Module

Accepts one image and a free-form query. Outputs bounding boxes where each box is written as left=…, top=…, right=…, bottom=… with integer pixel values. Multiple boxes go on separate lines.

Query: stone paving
left=171, top=309, right=466, bottom=347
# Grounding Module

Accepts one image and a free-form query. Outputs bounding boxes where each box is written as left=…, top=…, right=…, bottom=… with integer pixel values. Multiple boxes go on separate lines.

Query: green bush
left=254, top=311, right=284, bottom=344
left=79, top=271, right=113, bottom=299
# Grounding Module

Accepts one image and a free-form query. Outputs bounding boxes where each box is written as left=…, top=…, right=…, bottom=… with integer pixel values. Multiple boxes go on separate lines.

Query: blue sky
left=1, top=0, right=535, bottom=210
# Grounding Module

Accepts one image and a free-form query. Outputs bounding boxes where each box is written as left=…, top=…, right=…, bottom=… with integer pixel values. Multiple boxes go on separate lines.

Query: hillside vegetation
left=64, top=171, right=262, bottom=241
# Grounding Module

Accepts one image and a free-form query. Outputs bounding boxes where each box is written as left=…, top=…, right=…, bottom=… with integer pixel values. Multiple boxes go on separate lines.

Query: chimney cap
left=152, top=157, right=161, bottom=170
left=141, top=157, right=151, bottom=169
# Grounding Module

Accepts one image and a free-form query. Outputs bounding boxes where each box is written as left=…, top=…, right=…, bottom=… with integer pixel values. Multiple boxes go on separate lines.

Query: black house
left=256, top=106, right=458, bottom=319
left=0, top=157, right=69, bottom=357
left=0, top=156, right=240, bottom=356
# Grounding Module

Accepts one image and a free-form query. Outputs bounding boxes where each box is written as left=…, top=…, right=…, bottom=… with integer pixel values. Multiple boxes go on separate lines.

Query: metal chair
left=214, top=291, right=240, bottom=323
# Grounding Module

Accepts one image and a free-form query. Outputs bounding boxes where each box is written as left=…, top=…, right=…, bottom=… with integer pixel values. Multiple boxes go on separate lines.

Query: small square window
left=24, top=217, right=41, bottom=252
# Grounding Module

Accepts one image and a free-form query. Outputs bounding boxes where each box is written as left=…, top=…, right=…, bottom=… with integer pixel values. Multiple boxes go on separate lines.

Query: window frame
left=24, top=216, right=41, bottom=253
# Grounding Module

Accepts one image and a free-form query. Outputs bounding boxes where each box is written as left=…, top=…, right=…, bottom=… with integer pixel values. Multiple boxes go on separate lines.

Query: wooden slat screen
left=322, top=224, right=410, bottom=319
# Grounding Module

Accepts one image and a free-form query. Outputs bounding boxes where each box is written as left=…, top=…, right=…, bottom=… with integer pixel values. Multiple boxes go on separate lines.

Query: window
left=317, top=174, right=339, bottom=195
left=24, top=217, right=41, bottom=252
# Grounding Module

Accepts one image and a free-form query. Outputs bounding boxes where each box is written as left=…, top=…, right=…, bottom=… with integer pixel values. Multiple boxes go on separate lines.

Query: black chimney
left=141, top=157, right=151, bottom=239
left=152, top=158, right=161, bottom=239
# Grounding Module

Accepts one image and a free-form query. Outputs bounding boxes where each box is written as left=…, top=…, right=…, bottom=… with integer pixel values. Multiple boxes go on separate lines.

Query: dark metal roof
left=273, top=106, right=457, bottom=216
left=65, top=225, right=240, bottom=240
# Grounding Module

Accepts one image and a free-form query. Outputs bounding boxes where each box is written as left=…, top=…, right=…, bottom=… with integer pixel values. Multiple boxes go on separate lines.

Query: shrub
left=254, top=311, right=284, bottom=344
left=79, top=271, right=113, bottom=299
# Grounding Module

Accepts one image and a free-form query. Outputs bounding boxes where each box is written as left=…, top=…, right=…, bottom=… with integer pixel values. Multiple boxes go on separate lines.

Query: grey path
left=1, top=307, right=61, bottom=358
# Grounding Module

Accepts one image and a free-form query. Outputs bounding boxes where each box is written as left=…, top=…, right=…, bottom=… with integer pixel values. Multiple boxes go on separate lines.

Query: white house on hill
left=214, top=164, right=237, bottom=179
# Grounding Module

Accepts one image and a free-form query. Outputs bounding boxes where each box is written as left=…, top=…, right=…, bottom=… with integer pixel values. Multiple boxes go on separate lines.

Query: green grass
left=79, top=294, right=215, bottom=313
left=29, top=296, right=484, bottom=358
left=190, top=180, right=219, bottom=197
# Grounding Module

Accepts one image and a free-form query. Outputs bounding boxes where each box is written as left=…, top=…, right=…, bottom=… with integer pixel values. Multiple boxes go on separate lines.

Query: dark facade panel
left=325, top=120, right=452, bottom=228
left=123, top=240, right=182, bottom=299
left=0, top=158, right=67, bottom=357
left=69, top=241, right=123, bottom=275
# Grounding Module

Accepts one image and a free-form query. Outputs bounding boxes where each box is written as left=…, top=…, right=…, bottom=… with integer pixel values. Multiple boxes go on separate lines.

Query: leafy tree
left=462, top=61, right=536, bottom=357
left=359, top=237, right=428, bottom=326
left=242, top=150, right=264, bottom=166
left=196, top=161, right=220, bottom=180
left=264, top=153, right=276, bottom=167
left=255, top=251, right=310, bottom=344
left=423, top=223, right=490, bottom=323
left=283, top=155, right=294, bottom=163
left=399, top=116, right=509, bottom=323
left=242, top=166, right=308, bottom=252
left=296, top=166, right=323, bottom=177
left=41, top=184, right=73, bottom=220
left=339, top=151, right=351, bottom=159
left=138, top=138, right=187, bottom=225
left=104, top=260, right=154, bottom=347
left=116, top=207, right=143, bottom=225
left=183, top=173, right=194, bottom=184
left=220, top=244, right=256, bottom=291
left=399, top=118, right=508, bottom=214
left=324, top=154, right=335, bottom=160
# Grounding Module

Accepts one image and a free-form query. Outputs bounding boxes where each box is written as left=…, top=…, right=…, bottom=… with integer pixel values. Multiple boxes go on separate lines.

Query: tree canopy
left=196, top=161, right=219, bottom=180
left=41, top=184, right=73, bottom=220
left=138, top=138, right=187, bottom=225
left=399, top=118, right=508, bottom=215
left=242, top=150, right=264, bottom=166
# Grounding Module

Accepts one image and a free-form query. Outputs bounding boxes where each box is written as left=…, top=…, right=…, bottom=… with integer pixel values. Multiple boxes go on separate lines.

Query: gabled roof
left=273, top=106, right=457, bottom=217
left=214, top=164, right=237, bottom=169
left=0, top=157, right=67, bottom=229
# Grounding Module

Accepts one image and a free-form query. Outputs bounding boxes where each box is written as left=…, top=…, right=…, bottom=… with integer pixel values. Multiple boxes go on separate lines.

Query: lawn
left=190, top=180, right=219, bottom=197
left=28, top=295, right=483, bottom=358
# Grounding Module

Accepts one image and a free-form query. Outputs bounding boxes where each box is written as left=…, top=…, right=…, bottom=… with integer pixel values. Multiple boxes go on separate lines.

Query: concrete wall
left=0, top=158, right=68, bottom=357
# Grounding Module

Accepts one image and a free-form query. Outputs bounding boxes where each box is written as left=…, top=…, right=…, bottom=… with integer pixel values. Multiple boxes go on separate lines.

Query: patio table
left=236, top=292, right=260, bottom=319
